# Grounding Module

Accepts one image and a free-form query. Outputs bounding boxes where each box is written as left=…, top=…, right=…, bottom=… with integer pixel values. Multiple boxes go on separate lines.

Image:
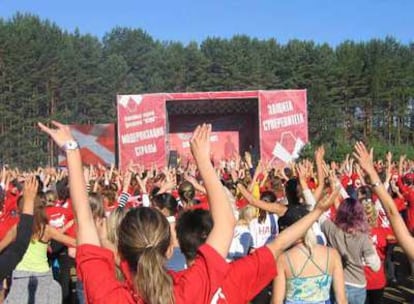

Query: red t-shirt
left=236, top=198, right=249, bottom=209
left=46, top=206, right=74, bottom=229
left=204, top=246, right=277, bottom=304
left=76, top=243, right=229, bottom=304
left=3, top=190, right=19, bottom=215
left=402, top=188, right=414, bottom=232
left=393, top=197, right=407, bottom=212
left=364, top=227, right=388, bottom=290
left=190, top=195, right=210, bottom=211
left=0, top=214, right=19, bottom=240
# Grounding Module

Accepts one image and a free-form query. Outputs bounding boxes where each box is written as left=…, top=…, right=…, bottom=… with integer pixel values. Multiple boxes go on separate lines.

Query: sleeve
left=141, top=194, right=150, bottom=207
left=117, top=192, right=130, bottom=208
left=225, top=246, right=277, bottom=302
left=302, top=189, right=316, bottom=210
left=172, top=244, right=230, bottom=304
left=321, top=220, right=334, bottom=238
left=240, top=232, right=253, bottom=255
left=361, top=235, right=381, bottom=272
left=0, top=214, right=33, bottom=281
left=76, top=244, right=136, bottom=304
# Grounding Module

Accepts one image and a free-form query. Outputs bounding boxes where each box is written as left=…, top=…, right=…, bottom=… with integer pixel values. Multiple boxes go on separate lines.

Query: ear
left=166, top=242, right=174, bottom=259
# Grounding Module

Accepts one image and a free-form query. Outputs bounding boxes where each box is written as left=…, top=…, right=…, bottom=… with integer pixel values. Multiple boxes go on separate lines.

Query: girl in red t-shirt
left=39, top=122, right=237, bottom=304
left=363, top=200, right=390, bottom=304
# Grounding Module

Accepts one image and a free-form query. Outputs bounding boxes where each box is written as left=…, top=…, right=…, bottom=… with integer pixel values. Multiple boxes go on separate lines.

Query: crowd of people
left=0, top=121, right=413, bottom=304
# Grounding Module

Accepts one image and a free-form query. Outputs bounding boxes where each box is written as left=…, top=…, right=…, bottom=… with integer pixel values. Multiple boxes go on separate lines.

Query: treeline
left=0, top=13, right=413, bottom=167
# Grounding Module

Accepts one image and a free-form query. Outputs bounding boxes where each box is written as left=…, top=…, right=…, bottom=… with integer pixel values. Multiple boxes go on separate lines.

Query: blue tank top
left=285, top=246, right=332, bottom=304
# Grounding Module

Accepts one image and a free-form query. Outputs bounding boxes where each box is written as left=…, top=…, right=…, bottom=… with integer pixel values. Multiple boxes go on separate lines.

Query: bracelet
left=371, top=181, right=382, bottom=188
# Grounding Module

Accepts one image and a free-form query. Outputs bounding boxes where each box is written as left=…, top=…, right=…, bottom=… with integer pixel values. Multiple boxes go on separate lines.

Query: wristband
left=61, top=140, right=80, bottom=151
left=371, top=181, right=382, bottom=188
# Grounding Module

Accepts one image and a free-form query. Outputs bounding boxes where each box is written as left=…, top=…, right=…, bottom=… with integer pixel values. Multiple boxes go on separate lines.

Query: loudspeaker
left=168, top=150, right=178, bottom=168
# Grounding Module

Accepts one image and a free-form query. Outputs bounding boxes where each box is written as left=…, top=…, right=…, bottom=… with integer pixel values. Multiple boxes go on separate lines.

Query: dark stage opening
left=166, top=98, right=260, bottom=160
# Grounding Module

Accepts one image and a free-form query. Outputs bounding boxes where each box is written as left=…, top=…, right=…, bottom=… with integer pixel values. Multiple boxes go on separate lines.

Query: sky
left=0, top=0, right=413, bottom=46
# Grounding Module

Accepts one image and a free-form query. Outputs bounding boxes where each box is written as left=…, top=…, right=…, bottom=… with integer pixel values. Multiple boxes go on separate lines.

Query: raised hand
left=22, top=175, right=38, bottom=215
left=244, top=151, right=253, bottom=168
left=38, top=121, right=75, bottom=148
left=316, top=186, right=341, bottom=212
left=190, top=124, right=211, bottom=163
left=295, top=162, right=308, bottom=189
left=353, top=142, right=375, bottom=174
left=184, top=171, right=198, bottom=185
left=315, top=146, right=325, bottom=163
left=385, top=151, right=392, bottom=165
left=122, top=171, right=132, bottom=193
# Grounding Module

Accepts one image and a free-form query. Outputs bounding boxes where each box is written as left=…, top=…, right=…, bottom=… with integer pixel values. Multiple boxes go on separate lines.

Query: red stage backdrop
left=259, top=90, right=308, bottom=163
left=59, top=124, right=115, bottom=166
left=117, top=94, right=167, bottom=170
left=117, top=90, right=307, bottom=169
left=169, top=131, right=239, bottom=163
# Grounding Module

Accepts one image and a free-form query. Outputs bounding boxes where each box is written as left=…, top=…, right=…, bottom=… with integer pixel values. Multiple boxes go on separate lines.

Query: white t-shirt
left=227, top=225, right=253, bottom=261
left=249, top=213, right=279, bottom=248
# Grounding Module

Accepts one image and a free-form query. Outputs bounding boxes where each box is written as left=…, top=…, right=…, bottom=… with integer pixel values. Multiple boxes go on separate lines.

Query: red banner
left=59, top=124, right=115, bottom=166
left=117, top=94, right=167, bottom=170
left=169, top=131, right=239, bottom=163
left=259, top=90, right=308, bottom=164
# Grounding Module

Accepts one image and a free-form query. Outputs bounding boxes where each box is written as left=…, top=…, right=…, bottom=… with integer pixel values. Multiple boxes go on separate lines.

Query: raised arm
left=266, top=187, right=340, bottom=259
left=39, top=121, right=99, bottom=246
left=237, top=183, right=287, bottom=216
left=354, top=142, right=414, bottom=259
left=313, top=146, right=326, bottom=202
left=190, top=124, right=236, bottom=258
left=0, top=176, right=36, bottom=280
left=47, top=225, right=77, bottom=248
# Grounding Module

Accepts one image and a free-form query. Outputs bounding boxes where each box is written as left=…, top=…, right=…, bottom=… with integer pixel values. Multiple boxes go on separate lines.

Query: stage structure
left=117, top=90, right=308, bottom=170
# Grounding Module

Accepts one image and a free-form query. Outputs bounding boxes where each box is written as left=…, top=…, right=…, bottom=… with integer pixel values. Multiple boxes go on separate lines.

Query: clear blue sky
left=0, top=0, right=412, bottom=46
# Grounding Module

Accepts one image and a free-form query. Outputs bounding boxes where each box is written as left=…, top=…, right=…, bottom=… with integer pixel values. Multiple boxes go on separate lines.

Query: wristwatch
left=61, top=140, right=80, bottom=151
left=371, top=181, right=382, bottom=188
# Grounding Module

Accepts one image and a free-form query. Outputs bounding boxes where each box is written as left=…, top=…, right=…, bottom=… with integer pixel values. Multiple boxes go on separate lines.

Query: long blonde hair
left=118, top=207, right=174, bottom=304
left=106, top=207, right=127, bottom=246
left=303, top=227, right=318, bottom=256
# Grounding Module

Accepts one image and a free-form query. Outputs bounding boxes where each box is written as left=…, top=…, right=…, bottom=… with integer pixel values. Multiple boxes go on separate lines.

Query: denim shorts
left=345, top=284, right=366, bottom=304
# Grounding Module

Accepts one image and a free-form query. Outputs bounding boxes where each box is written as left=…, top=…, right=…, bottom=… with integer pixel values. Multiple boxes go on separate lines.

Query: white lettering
left=267, top=100, right=293, bottom=115
left=125, top=120, right=143, bottom=128
left=121, top=127, right=165, bottom=144
left=135, top=144, right=157, bottom=156
left=263, top=113, right=304, bottom=131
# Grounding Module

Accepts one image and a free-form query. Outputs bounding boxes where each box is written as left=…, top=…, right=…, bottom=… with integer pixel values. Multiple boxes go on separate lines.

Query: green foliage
left=0, top=13, right=413, bottom=168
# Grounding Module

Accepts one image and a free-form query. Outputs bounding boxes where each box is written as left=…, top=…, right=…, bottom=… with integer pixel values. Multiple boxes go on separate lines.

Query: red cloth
left=190, top=195, right=210, bottom=211
left=393, top=197, right=407, bottom=212
left=236, top=198, right=249, bottom=209
left=400, top=188, right=414, bottom=232
left=77, top=243, right=229, bottom=304
left=0, top=214, right=19, bottom=240
left=104, top=201, right=119, bottom=214
left=364, top=227, right=389, bottom=290
left=46, top=206, right=74, bottom=228
left=122, top=246, right=277, bottom=304
left=340, top=175, right=351, bottom=188
left=3, top=191, right=19, bottom=215
left=306, top=178, right=317, bottom=191
left=213, top=246, right=277, bottom=303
